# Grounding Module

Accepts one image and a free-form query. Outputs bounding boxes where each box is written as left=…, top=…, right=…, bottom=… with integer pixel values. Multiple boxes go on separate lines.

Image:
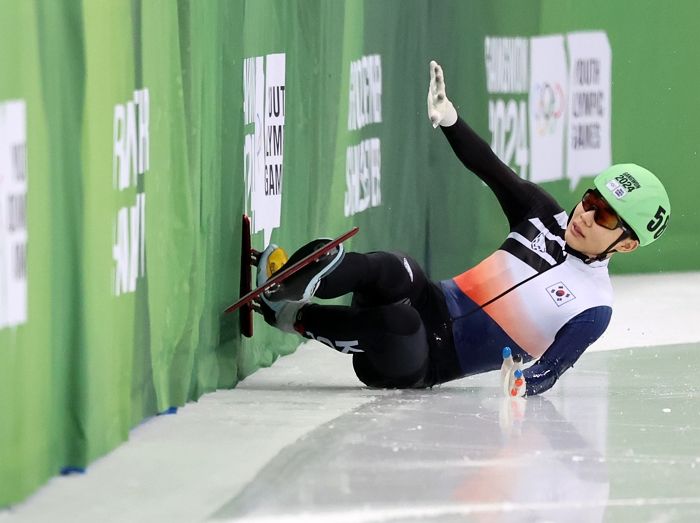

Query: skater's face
left=565, top=190, right=639, bottom=258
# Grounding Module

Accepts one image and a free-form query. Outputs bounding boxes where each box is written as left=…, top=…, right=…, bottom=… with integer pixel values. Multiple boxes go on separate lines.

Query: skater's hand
left=427, top=60, right=458, bottom=128
left=500, top=347, right=526, bottom=398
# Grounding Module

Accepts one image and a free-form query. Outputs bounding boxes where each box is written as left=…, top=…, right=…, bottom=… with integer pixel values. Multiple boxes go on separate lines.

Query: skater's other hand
left=427, top=60, right=457, bottom=128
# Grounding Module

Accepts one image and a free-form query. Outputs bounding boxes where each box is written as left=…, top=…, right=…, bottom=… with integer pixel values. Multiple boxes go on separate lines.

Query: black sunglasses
left=581, top=189, right=631, bottom=232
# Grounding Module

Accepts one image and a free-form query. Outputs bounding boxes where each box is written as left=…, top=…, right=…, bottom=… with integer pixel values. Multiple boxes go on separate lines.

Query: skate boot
left=255, top=244, right=303, bottom=333
left=263, top=238, right=344, bottom=303
left=255, top=296, right=304, bottom=334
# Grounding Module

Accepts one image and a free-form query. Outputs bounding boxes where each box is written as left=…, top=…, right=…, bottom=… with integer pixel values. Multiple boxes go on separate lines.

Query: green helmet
left=593, top=164, right=671, bottom=247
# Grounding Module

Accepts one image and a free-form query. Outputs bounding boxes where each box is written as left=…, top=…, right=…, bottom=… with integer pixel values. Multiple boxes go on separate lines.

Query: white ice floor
left=2, top=272, right=700, bottom=523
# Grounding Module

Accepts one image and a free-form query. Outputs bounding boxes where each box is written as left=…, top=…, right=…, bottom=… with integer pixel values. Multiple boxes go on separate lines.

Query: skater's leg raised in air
left=316, top=251, right=429, bottom=305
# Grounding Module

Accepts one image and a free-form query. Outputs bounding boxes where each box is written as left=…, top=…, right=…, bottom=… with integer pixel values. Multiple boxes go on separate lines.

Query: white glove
left=500, top=347, right=526, bottom=398
left=427, top=60, right=458, bottom=128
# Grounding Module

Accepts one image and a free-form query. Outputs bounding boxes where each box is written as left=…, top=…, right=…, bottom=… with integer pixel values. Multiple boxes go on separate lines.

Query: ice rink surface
left=2, top=272, right=700, bottom=523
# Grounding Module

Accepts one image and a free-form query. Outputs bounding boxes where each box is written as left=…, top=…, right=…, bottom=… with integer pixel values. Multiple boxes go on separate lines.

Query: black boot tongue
left=285, top=239, right=333, bottom=267
left=266, top=240, right=344, bottom=303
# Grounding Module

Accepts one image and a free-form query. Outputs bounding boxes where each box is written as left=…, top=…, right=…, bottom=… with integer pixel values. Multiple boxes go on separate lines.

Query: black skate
left=263, top=239, right=345, bottom=303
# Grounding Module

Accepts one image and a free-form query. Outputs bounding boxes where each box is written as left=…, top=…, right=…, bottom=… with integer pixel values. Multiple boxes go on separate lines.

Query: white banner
left=485, top=31, right=613, bottom=191
left=243, top=53, right=285, bottom=246
left=566, top=32, right=612, bottom=190
left=529, top=35, right=568, bottom=184
left=0, top=100, right=28, bottom=329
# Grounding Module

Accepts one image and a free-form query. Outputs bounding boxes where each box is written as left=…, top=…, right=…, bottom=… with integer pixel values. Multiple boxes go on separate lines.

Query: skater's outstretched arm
left=427, top=60, right=558, bottom=227
left=522, top=306, right=611, bottom=395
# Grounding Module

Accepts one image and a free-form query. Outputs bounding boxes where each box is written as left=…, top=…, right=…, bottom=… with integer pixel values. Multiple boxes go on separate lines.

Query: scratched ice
left=210, top=342, right=700, bottom=523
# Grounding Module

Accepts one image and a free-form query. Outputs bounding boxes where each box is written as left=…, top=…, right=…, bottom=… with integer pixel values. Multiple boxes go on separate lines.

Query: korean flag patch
left=546, top=282, right=576, bottom=306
